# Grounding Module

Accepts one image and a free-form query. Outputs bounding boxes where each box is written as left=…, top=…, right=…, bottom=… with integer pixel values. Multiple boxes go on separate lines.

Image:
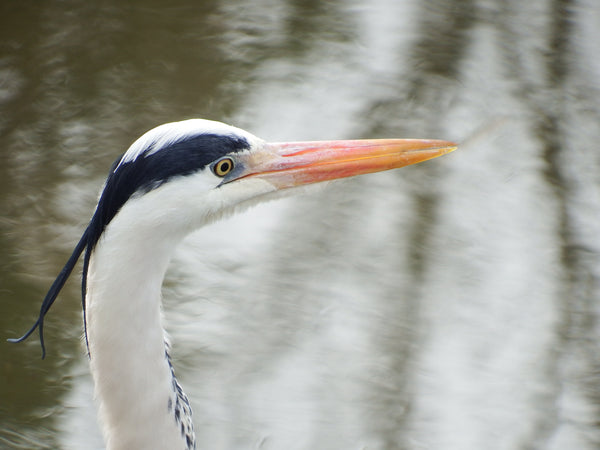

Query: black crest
left=88, top=132, right=251, bottom=252
left=9, top=130, right=251, bottom=357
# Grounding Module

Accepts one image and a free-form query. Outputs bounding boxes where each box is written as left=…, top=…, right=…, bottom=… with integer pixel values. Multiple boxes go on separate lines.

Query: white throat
left=82, top=161, right=279, bottom=450
left=86, top=208, right=195, bottom=450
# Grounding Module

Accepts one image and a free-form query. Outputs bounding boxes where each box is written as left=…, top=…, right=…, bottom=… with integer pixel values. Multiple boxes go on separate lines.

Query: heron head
left=89, top=118, right=456, bottom=250
left=8, top=118, right=456, bottom=358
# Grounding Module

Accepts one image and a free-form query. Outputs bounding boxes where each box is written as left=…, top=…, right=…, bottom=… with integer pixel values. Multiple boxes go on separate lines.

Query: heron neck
left=85, top=224, right=195, bottom=450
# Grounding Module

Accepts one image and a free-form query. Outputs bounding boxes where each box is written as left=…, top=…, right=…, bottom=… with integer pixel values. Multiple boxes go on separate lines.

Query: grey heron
left=10, top=119, right=456, bottom=450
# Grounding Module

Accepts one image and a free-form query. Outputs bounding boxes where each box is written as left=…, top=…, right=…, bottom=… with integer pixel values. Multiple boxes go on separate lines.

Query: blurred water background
left=1, top=1, right=599, bottom=449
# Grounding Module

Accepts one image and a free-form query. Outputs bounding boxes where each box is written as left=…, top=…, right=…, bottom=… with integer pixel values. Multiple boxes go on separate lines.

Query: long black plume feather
left=7, top=127, right=252, bottom=359
left=7, top=228, right=89, bottom=359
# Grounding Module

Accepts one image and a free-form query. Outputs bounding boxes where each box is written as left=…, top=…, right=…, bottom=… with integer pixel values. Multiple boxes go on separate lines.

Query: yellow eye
left=213, top=158, right=234, bottom=177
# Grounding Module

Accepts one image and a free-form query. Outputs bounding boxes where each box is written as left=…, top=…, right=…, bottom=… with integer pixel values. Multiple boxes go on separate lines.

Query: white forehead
left=118, top=119, right=262, bottom=169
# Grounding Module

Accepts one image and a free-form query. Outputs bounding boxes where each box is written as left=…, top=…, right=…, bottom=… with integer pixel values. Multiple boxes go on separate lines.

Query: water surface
left=1, top=1, right=599, bottom=449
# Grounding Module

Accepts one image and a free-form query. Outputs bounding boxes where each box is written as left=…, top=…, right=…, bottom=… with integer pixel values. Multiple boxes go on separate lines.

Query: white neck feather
left=83, top=161, right=279, bottom=450
left=86, top=209, right=195, bottom=450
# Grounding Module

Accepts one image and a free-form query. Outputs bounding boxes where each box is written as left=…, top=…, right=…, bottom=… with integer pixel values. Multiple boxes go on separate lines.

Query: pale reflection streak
left=1, top=0, right=599, bottom=449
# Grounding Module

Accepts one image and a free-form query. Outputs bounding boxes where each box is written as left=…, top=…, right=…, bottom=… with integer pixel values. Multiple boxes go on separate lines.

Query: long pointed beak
left=239, top=139, right=456, bottom=188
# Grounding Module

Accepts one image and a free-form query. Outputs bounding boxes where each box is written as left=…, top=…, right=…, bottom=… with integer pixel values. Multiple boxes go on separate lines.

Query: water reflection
left=1, top=0, right=599, bottom=449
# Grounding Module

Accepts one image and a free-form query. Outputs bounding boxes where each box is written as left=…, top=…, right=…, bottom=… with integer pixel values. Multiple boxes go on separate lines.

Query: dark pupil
left=219, top=161, right=230, bottom=173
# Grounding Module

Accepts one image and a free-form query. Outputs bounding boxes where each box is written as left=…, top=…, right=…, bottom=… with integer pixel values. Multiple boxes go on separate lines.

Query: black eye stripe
left=87, top=133, right=250, bottom=252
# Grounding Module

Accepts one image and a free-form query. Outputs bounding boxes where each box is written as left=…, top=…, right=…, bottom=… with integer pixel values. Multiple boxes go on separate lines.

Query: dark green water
left=1, top=1, right=599, bottom=448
